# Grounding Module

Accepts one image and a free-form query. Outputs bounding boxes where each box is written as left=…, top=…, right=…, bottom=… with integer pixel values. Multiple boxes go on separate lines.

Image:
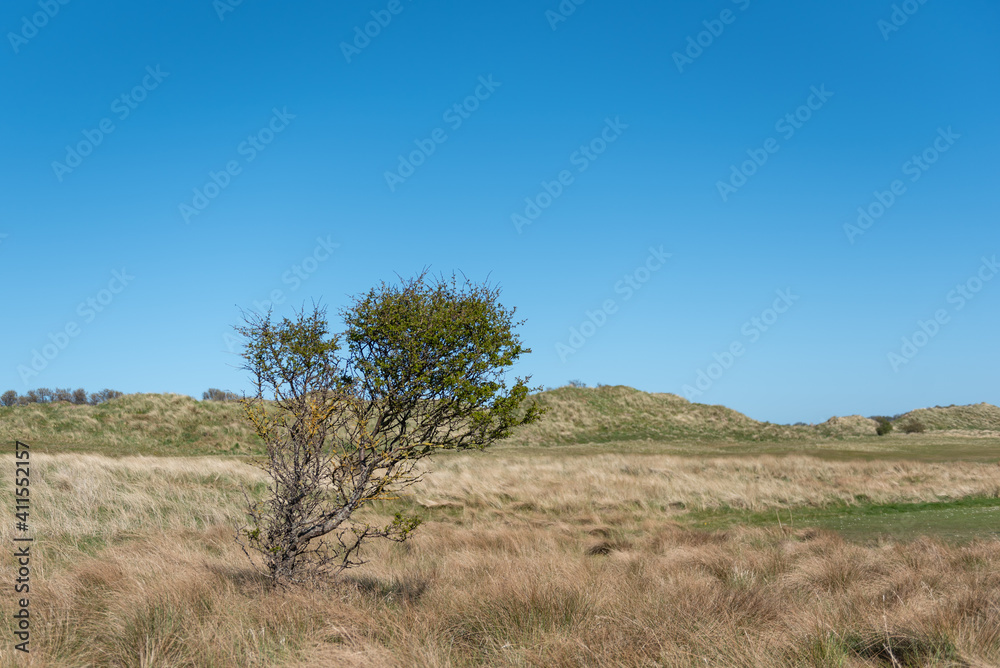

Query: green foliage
left=342, top=271, right=545, bottom=448
left=902, top=420, right=926, bottom=434
left=871, top=416, right=894, bottom=436
left=235, top=271, right=545, bottom=586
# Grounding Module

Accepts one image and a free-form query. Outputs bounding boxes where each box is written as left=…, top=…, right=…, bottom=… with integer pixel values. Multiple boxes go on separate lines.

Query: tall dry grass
left=0, top=454, right=259, bottom=567
left=412, top=451, right=1000, bottom=513
left=1, top=451, right=998, bottom=666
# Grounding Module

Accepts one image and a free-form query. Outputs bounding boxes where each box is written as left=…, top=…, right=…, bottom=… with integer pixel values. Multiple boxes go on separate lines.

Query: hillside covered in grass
left=893, top=402, right=1000, bottom=433
left=507, top=385, right=881, bottom=445
left=1, top=386, right=998, bottom=455
left=0, top=393, right=256, bottom=456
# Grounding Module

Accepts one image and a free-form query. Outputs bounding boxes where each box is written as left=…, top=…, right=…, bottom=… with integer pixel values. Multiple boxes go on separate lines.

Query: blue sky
left=1, top=0, right=997, bottom=424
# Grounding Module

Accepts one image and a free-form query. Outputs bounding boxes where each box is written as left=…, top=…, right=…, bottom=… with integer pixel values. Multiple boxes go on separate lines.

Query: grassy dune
left=507, top=386, right=877, bottom=444
left=0, top=394, right=258, bottom=456
left=894, top=403, right=1000, bottom=433
left=3, top=386, right=999, bottom=456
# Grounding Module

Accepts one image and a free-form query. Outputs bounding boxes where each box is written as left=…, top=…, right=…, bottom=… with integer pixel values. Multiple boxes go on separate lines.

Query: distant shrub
left=25, top=387, right=78, bottom=403
left=4, top=388, right=114, bottom=407
left=88, top=389, right=124, bottom=405
left=202, top=388, right=240, bottom=402
left=902, top=420, right=926, bottom=434
left=871, top=416, right=894, bottom=436
left=568, top=380, right=587, bottom=388
left=51, top=388, right=73, bottom=403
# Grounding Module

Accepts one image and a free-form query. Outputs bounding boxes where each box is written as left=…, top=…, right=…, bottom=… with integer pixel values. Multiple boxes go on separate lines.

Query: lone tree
left=235, top=271, right=544, bottom=586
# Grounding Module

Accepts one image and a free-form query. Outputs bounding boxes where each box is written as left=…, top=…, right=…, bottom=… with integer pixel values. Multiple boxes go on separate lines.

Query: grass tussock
left=5, top=527, right=338, bottom=667
left=4, top=520, right=998, bottom=667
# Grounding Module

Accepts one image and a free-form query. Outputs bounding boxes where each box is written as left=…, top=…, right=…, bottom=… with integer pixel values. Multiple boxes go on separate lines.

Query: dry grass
left=412, top=452, right=1000, bottom=513
left=1, top=451, right=999, bottom=667
left=0, top=454, right=259, bottom=566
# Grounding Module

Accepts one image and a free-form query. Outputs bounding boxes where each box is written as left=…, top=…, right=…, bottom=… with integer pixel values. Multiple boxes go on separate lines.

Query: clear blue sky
left=2, top=0, right=997, bottom=424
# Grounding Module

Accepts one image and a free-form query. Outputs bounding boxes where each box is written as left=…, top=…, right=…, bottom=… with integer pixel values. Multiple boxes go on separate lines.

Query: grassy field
left=1, top=444, right=999, bottom=667
left=1, top=388, right=999, bottom=666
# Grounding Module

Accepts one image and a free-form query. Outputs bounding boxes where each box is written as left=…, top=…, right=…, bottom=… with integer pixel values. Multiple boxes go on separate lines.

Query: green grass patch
left=683, top=495, right=1000, bottom=543
left=800, top=629, right=963, bottom=667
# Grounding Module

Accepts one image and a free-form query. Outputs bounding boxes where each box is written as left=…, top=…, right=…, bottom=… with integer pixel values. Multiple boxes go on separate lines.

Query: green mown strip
left=683, top=495, right=1000, bottom=543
